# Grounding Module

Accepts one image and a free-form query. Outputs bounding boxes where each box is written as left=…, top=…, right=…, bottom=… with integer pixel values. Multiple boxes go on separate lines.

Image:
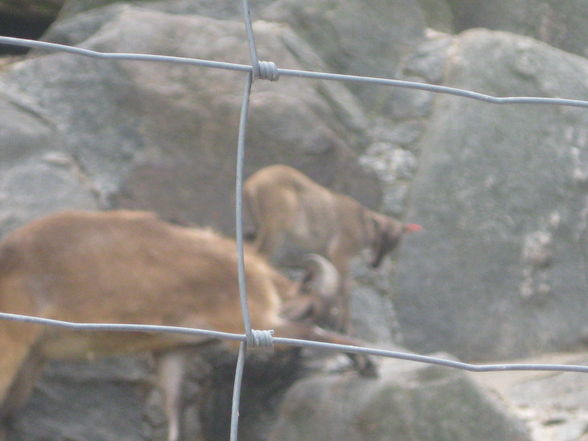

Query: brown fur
left=0, top=210, right=374, bottom=441
left=244, top=164, right=420, bottom=330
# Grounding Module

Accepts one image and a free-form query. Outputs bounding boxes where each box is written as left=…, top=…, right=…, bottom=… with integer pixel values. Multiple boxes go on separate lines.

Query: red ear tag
left=405, top=223, right=423, bottom=233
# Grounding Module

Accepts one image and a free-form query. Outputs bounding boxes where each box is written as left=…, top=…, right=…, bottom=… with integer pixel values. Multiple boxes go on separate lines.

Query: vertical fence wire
left=230, top=1, right=262, bottom=438
left=230, top=71, right=253, bottom=441
left=230, top=341, right=248, bottom=441
left=234, top=70, right=255, bottom=344
left=241, top=0, right=261, bottom=78
left=231, top=69, right=254, bottom=441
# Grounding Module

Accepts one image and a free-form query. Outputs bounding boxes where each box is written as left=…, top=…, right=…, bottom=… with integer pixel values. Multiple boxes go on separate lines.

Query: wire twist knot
left=256, top=61, right=279, bottom=81
left=246, top=329, right=274, bottom=348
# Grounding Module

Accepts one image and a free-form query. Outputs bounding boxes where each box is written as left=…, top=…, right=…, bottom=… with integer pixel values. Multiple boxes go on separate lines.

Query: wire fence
left=1, top=0, right=588, bottom=440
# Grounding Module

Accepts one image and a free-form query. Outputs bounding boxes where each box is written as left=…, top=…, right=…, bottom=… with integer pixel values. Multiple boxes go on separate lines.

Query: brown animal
left=0, top=210, right=374, bottom=441
left=244, top=164, right=422, bottom=330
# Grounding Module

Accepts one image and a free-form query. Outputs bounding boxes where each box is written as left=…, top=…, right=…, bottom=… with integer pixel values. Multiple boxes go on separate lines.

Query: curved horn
left=301, top=254, right=340, bottom=299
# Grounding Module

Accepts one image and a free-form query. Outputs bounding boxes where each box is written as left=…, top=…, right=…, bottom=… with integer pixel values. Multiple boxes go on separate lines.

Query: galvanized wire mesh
left=1, top=1, right=588, bottom=440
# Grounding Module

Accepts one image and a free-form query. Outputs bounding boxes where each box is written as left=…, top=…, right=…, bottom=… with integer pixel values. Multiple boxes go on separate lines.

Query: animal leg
left=243, top=184, right=275, bottom=255
left=338, top=276, right=354, bottom=332
left=246, top=199, right=278, bottom=257
left=155, top=350, right=187, bottom=441
left=0, top=323, right=45, bottom=436
left=326, top=242, right=354, bottom=332
left=244, top=183, right=297, bottom=260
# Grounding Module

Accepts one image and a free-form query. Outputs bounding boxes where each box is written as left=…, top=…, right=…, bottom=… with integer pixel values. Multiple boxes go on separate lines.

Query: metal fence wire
left=1, top=0, right=588, bottom=440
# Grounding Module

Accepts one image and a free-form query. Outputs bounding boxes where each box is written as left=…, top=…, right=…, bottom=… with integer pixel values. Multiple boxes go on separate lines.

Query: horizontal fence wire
left=2, top=35, right=588, bottom=108
left=2, top=311, right=588, bottom=374
left=2, top=7, right=588, bottom=439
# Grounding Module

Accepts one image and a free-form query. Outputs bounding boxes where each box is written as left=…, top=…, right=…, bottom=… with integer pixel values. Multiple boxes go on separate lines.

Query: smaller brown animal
left=0, top=210, right=375, bottom=441
left=244, top=164, right=422, bottom=330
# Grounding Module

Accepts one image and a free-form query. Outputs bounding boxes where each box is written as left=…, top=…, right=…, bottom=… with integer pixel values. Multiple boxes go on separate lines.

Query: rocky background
left=1, top=0, right=588, bottom=440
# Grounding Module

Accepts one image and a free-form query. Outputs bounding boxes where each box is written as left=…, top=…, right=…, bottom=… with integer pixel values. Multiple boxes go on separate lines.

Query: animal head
left=369, top=213, right=422, bottom=268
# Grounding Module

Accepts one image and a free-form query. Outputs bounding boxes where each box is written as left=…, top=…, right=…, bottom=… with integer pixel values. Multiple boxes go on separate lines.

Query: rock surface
left=9, top=348, right=307, bottom=441
left=0, top=4, right=380, bottom=237
left=445, top=0, right=588, bottom=58
left=260, top=0, right=426, bottom=107
left=0, top=0, right=63, bottom=20
left=478, top=352, right=588, bottom=441
left=270, top=356, right=531, bottom=441
left=392, top=29, right=588, bottom=361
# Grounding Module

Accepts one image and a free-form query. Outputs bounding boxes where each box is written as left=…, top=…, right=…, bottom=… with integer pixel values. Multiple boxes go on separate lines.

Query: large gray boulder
left=270, top=356, right=531, bottom=441
left=9, top=357, right=153, bottom=441
left=56, top=0, right=427, bottom=109
left=393, top=29, right=588, bottom=361
left=0, top=87, right=99, bottom=232
left=444, top=0, right=588, bottom=58
left=260, top=0, right=426, bottom=107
